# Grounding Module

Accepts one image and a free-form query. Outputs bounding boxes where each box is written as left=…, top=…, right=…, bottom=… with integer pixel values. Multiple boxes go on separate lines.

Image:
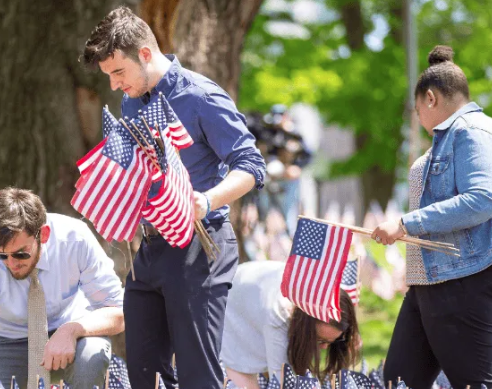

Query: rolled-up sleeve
left=76, top=225, right=124, bottom=309
left=198, top=91, right=266, bottom=189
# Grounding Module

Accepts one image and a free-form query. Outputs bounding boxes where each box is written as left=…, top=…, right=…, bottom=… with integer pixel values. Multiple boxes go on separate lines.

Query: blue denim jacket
left=122, top=55, right=266, bottom=221
left=402, top=102, right=492, bottom=283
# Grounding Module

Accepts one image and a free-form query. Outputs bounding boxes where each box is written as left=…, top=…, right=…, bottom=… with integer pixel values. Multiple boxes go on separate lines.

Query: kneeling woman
left=221, top=261, right=360, bottom=389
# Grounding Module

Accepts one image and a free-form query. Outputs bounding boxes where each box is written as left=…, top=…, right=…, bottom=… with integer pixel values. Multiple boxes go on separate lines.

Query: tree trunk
left=337, top=0, right=403, bottom=213
left=1, top=0, right=263, bottom=361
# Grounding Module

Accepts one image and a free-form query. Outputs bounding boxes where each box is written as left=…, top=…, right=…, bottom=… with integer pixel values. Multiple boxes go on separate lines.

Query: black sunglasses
left=318, top=332, right=346, bottom=347
left=0, top=230, right=40, bottom=261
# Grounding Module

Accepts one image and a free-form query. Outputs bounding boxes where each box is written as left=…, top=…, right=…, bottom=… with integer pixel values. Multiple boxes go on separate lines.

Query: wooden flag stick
left=105, top=368, right=110, bottom=389
left=119, top=119, right=162, bottom=173
left=356, top=255, right=361, bottom=306
left=36, top=375, right=40, bottom=388
left=138, top=113, right=165, bottom=152
left=398, top=376, right=401, bottom=383
left=331, top=374, right=336, bottom=389
left=155, top=372, right=160, bottom=389
left=388, top=381, right=392, bottom=389
left=130, top=121, right=159, bottom=164
left=299, top=215, right=460, bottom=256
left=60, top=379, right=64, bottom=388
left=10, top=376, right=14, bottom=389
left=126, top=241, right=136, bottom=282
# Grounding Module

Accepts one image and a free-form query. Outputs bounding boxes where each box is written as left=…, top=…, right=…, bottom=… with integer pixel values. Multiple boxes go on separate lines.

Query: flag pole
left=331, top=374, right=336, bottom=389
left=105, top=368, right=110, bottom=389
left=356, top=255, right=361, bottom=308
left=138, top=111, right=165, bottom=152
left=298, top=215, right=460, bottom=256
left=119, top=119, right=163, bottom=173
left=126, top=241, right=136, bottom=282
left=155, top=372, right=160, bottom=389
left=10, top=376, right=14, bottom=389
left=60, top=379, right=64, bottom=388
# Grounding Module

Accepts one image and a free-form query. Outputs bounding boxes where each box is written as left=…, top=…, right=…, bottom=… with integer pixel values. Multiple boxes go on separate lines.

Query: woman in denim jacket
left=373, top=45, right=492, bottom=389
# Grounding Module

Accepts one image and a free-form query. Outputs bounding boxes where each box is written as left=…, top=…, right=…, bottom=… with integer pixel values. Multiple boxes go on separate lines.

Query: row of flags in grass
left=71, top=93, right=195, bottom=247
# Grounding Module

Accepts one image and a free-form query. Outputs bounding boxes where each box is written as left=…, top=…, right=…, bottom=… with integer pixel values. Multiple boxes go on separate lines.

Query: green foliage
left=239, top=0, right=492, bottom=182
left=358, top=286, right=403, bottom=369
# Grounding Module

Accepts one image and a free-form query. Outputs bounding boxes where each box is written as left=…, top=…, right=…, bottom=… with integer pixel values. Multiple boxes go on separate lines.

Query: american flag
left=281, top=218, right=353, bottom=323
left=267, top=375, right=281, bottom=389
left=139, top=92, right=194, bottom=150
left=340, top=259, right=360, bottom=305
left=71, top=123, right=154, bottom=242
left=396, top=381, right=407, bottom=389
left=347, top=371, right=372, bottom=389
left=139, top=101, right=195, bottom=248
left=368, top=369, right=384, bottom=389
left=282, top=364, right=297, bottom=389
left=11, top=376, right=19, bottom=389
left=108, top=355, right=131, bottom=389
left=258, top=373, right=269, bottom=389
left=297, top=376, right=322, bottom=389
left=103, top=106, right=120, bottom=138
left=338, top=370, right=358, bottom=389
left=157, top=373, right=165, bottom=389
left=38, top=378, right=46, bottom=389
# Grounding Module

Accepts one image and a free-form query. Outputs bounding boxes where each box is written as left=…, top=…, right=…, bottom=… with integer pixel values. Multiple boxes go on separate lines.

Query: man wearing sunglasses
left=0, top=187, right=124, bottom=389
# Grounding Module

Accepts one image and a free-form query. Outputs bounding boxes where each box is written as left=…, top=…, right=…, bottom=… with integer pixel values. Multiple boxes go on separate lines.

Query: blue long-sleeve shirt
left=122, top=55, right=266, bottom=221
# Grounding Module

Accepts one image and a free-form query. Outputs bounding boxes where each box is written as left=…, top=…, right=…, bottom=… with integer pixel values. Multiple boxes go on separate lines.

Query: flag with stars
left=348, top=371, right=372, bottom=389
left=258, top=373, right=269, bottom=389
left=267, top=375, right=281, bottom=389
left=338, top=370, right=358, bottom=389
left=282, top=364, right=297, bottom=389
left=103, top=106, right=120, bottom=138
left=157, top=373, right=166, bottom=389
left=38, top=378, right=46, bottom=389
left=139, top=92, right=194, bottom=150
left=368, top=369, right=384, bottom=389
left=396, top=381, right=407, bottom=389
left=340, top=259, right=360, bottom=305
left=71, top=122, right=155, bottom=242
left=139, top=101, right=195, bottom=248
left=11, top=376, right=20, bottom=389
left=281, top=218, right=352, bottom=322
left=297, top=376, right=321, bottom=389
left=108, top=355, right=131, bottom=389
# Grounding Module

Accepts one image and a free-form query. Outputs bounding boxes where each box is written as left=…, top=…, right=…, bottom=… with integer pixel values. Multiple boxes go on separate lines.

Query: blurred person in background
left=372, top=45, right=492, bottom=389
left=247, top=105, right=313, bottom=238
left=221, top=261, right=360, bottom=389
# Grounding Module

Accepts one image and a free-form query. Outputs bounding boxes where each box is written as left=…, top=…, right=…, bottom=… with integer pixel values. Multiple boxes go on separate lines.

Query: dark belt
left=142, top=225, right=160, bottom=236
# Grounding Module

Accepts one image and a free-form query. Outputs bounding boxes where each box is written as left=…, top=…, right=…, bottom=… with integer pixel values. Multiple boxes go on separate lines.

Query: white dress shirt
left=0, top=213, right=124, bottom=339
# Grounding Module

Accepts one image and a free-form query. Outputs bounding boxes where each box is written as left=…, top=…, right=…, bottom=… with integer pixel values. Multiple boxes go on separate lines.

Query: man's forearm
left=205, top=170, right=255, bottom=211
left=58, top=306, right=124, bottom=339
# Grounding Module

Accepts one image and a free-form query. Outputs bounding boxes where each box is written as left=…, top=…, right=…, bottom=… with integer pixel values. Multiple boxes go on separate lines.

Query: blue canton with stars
left=291, top=219, right=328, bottom=260
left=341, top=260, right=358, bottom=286
left=102, top=124, right=138, bottom=170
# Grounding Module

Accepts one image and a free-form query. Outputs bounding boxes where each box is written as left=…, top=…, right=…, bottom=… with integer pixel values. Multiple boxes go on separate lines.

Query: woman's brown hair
left=287, top=289, right=360, bottom=380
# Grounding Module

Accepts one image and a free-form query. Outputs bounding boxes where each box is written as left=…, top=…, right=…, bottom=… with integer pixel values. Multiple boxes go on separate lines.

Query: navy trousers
left=124, top=220, right=238, bottom=389
left=384, top=265, right=492, bottom=389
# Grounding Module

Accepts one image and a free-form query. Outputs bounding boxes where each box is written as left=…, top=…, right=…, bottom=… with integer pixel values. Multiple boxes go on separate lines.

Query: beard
left=8, top=247, right=41, bottom=280
left=130, top=65, right=150, bottom=98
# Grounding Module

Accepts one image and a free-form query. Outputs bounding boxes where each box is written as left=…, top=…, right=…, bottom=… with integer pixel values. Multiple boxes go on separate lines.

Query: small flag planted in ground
left=340, top=259, right=360, bottom=305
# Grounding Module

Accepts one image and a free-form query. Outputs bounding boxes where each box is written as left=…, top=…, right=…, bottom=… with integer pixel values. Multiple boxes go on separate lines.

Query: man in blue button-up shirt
left=83, top=7, right=266, bottom=389
left=0, top=188, right=124, bottom=389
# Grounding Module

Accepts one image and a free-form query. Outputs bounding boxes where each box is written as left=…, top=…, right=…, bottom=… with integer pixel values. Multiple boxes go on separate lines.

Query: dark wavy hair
left=287, top=289, right=360, bottom=381
left=0, top=187, right=46, bottom=248
left=82, top=6, right=159, bottom=69
left=415, top=45, right=469, bottom=100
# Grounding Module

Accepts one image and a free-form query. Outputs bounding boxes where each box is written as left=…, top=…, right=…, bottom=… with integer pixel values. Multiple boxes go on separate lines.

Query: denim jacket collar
left=433, top=102, right=483, bottom=132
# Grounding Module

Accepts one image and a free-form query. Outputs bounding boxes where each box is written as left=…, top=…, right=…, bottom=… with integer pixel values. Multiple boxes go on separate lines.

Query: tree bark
left=1, top=0, right=263, bottom=361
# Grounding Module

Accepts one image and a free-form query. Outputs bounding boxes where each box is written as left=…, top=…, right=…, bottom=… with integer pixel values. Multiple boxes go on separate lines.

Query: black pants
left=384, top=265, right=492, bottom=389
left=124, top=221, right=238, bottom=389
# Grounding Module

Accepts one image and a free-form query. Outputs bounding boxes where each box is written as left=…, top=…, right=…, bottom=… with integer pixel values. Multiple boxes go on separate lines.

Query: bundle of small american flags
left=71, top=93, right=195, bottom=248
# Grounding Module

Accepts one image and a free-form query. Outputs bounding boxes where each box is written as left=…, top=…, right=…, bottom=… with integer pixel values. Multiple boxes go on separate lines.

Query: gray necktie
left=28, top=269, right=50, bottom=388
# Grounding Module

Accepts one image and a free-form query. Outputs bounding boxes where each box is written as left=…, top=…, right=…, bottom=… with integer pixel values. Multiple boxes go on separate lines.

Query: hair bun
left=428, top=45, right=454, bottom=66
